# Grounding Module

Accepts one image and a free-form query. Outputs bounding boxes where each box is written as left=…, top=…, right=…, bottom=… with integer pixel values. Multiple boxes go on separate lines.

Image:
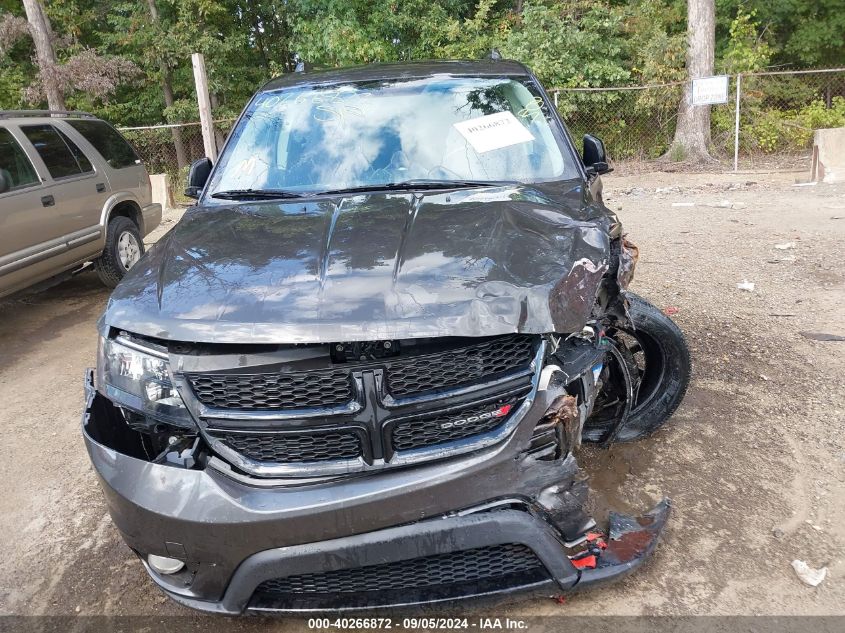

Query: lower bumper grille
left=252, top=543, right=548, bottom=607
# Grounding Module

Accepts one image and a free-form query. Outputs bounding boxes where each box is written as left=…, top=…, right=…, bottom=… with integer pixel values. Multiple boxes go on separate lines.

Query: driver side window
left=0, top=127, right=40, bottom=190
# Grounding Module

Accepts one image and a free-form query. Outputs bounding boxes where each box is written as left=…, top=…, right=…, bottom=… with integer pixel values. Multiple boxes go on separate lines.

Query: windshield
left=205, top=75, right=576, bottom=198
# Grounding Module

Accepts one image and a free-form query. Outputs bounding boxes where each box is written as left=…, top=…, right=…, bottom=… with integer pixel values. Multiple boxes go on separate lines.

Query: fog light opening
left=147, top=553, right=185, bottom=575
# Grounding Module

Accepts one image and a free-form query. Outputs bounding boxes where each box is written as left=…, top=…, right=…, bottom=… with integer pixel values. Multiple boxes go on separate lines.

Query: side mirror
left=583, top=134, right=612, bottom=177
left=185, top=157, right=212, bottom=199
left=0, top=169, right=11, bottom=194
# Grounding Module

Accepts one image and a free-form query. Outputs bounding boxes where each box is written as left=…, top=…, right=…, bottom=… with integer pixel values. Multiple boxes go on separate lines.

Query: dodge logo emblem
left=440, top=404, right=512, bottom=429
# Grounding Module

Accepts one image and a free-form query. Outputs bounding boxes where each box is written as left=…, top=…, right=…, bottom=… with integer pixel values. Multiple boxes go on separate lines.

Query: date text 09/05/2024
left=307, top=617, right=530, bottom=630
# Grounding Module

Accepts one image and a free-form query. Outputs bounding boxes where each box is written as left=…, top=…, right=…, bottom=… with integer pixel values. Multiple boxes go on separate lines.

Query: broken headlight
left=97, top=334, right=195, bottom=428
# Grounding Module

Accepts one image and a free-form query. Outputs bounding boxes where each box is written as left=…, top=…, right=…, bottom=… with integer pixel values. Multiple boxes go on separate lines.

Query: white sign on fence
left=691, top=75, right=729, bottom=105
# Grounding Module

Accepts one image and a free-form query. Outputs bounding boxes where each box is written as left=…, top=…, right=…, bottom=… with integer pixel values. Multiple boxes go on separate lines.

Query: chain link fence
left=730, top=69, right=845, bottom=170
left=551, top=68, right=845, bottom=170
left=551, top=83, right=685, bottom=162
left=117, top=120, right=234, bottom=197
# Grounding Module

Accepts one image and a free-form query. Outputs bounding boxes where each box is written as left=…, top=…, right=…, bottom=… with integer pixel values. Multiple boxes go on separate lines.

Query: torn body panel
left=102, top=183, right=617, bottom=344
left=617, top=237, right=639, bottom=291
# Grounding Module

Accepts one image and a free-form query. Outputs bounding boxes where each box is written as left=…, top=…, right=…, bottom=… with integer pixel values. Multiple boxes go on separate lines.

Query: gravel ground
left=0, top=169, right=843, bottom=627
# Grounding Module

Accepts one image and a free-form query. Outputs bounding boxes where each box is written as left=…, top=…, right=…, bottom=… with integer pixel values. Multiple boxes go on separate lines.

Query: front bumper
left=140, top=202, right=162, bottom=237
left=82, top=370, right=669, bottom=614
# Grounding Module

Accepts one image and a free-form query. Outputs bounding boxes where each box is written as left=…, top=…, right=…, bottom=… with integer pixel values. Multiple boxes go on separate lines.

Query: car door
left=18, top=122, right=105, bottom=256
left=63, top=119, right=150, bottom=205
left=0, top=125, right=53, bottom=295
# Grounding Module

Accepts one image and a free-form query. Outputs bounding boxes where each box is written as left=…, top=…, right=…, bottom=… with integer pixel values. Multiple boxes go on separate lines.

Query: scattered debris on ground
left=791, top=560, right=828, bottom=587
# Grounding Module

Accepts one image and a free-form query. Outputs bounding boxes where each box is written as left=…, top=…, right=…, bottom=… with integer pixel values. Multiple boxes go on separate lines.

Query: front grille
left=390, top=401, right=517, bottom=451
left=385, top=335, right=535, bottom=398
left=216, top=430, right=362, bottom=463
left=187, top=369, right=352, bottom=410
left=185, top=334, right=540, bottom=476
left=255, top=543, right=545, bottom=596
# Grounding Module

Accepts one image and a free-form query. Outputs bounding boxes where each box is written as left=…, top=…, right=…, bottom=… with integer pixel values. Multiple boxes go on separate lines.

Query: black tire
left=583, top=293, right=691, bottom=443
left=95, top=216, right=144, bottom=288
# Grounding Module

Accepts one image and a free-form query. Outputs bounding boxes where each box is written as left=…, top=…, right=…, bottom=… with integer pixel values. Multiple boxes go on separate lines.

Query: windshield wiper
left=317, top=180, right=515, bottom=196
left=210, top=188, right=307, bottom=201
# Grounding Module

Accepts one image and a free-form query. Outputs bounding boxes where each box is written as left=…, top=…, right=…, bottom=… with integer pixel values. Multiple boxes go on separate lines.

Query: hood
left=104, top=183, right=612, bottom=344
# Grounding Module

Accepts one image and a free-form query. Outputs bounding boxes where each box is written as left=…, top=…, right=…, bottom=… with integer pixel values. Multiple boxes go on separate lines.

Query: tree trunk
left=146, top=0, right=187, bottom=170
left=667, top=0, right=715, bottom=162
left=162, top=75, right=188, bottom=169
left=21, top=0, right=65, bottom=110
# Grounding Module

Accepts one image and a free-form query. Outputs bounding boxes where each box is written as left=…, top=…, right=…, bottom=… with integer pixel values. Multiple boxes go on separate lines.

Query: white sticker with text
left=453, top=111, right=535, bottom=153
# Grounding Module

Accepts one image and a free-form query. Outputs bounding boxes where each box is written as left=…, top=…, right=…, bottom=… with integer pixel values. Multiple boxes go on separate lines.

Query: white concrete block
left=811, top=127, right=845, bottom=183
left=149, top=173, right=175, bottom=211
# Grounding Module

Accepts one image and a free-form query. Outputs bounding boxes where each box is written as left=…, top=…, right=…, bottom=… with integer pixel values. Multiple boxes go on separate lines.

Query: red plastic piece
left=570, top=554, right=598, bottom=570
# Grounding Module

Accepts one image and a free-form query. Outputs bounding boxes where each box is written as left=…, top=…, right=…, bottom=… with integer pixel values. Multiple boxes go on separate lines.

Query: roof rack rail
left=0, top=110, right=98, bottom=120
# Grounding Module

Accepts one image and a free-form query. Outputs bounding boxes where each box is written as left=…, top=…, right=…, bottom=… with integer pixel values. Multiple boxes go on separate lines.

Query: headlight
left=97, top=334, right=194, bottom=428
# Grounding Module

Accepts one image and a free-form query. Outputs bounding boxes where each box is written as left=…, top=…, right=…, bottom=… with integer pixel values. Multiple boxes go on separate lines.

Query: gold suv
left=0, top=110, right=161, bottom=297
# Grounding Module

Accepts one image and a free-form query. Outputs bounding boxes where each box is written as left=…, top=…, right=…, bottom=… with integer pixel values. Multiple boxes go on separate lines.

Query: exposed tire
left=95, top=216, right=144, bottom=288
left=583, top=293, right=691, bottom=443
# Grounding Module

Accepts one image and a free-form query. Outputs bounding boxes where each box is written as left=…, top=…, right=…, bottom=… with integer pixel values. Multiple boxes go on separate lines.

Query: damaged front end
left=83, top=308, right=669, bottom=613
left=79, top=60, right=687, bottom=614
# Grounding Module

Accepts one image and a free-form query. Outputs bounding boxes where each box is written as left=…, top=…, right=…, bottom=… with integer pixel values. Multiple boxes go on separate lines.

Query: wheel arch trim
left=100, top=192, right=144, bottom=237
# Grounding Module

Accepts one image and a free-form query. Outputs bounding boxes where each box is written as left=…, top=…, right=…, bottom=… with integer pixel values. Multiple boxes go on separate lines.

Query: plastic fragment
left=663, top=306, right=680, bottom=315
left=774, top=242, right=796, bottom=250
left=737, top=280, right=755, bottom=292
left=791, top=560, right=827, bottom=587
left=570, top=554, right=598, bottom=570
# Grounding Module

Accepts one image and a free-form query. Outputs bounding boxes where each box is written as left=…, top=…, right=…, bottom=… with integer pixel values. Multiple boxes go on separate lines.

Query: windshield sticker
left=453, top=111, right=535, bottom=153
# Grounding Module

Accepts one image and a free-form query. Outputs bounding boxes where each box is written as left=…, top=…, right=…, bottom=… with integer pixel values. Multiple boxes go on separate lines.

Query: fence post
left=733, top=73, right=742, bottom=172
left=191, top=52, right=217, bottom=162
left=554, top=91, right=558, bottom=108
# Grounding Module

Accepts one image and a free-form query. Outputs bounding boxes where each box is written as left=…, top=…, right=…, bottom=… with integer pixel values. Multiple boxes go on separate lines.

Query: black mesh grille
left=385, top=335, right=535, bottom=397
left=390, top=402, right=516, bottom=451
left=186, top=335, right=538, bottom=475
left=216, top=430, right=362, bottom=463
left=255, top=544, right=544, bottom=595
left=187, top=370, right=352, bottom=410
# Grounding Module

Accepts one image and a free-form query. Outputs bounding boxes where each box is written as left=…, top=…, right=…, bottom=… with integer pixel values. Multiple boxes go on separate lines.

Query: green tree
left=721, top=8, right=772, bottom=74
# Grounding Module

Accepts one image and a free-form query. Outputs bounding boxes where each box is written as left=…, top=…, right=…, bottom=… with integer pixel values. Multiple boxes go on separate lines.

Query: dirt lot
left=0, top=169, right=843, bottom=626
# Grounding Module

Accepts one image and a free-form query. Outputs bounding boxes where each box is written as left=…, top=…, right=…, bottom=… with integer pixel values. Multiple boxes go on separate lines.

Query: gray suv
left=83, top=60, right=690, bottom=614
left=0, top=111, right=161, bottom=298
